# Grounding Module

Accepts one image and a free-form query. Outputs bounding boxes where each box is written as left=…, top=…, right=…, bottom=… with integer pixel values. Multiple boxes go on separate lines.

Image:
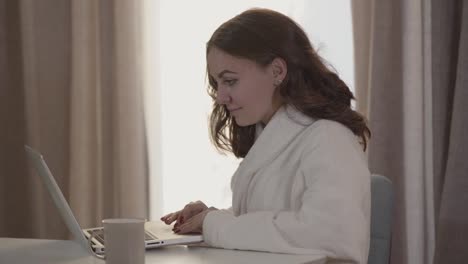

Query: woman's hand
left=173, top=207, right=217, bottom=234
left=160, top=200, right=209, bottom=229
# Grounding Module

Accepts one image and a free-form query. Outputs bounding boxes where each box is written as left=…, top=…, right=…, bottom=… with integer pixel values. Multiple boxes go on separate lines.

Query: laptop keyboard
left=88, top=228, right=156, bottom=244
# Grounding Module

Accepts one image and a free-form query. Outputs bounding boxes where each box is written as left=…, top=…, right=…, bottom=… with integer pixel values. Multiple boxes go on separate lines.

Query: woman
left=161, top=8, right=371, bottom=263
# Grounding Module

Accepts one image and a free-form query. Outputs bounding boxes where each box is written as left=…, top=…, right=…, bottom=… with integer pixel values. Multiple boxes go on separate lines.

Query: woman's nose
left=216, top=88, right=231, bottom=105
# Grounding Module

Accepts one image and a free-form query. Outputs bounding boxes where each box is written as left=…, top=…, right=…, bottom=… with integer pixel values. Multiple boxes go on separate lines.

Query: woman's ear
left=270, top=57, right=287, bottom=84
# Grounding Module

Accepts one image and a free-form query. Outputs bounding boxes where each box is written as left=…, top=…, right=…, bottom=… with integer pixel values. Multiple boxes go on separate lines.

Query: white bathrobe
left=202, top=105, right=370, bottom=264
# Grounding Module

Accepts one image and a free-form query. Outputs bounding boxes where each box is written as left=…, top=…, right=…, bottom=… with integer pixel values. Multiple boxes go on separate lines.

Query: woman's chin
left=233, top=117, right=255, bottom=127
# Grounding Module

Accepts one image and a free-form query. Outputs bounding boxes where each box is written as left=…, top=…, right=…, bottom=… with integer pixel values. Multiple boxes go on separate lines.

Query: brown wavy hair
left=206, top=8, right=370, bottom=158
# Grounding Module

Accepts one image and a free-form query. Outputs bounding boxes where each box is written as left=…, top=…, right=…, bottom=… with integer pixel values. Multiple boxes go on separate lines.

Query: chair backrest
left=368, top=174, right=394, bottom=264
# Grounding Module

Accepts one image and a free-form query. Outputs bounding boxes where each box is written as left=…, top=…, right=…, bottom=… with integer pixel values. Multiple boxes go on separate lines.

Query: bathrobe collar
left=232, top=104, right=316, bottom=216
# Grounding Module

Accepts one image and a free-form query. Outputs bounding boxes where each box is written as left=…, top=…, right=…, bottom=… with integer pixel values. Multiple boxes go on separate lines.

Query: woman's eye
left=223, top=79, right=237, bottom=86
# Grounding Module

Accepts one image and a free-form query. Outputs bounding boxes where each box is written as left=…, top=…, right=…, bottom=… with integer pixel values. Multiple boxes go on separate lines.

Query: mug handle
left=88, top=231, right=106, bottom=260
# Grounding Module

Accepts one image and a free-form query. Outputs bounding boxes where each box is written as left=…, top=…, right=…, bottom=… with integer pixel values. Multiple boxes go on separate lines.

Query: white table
left=0, top=238, right=326, bottom=264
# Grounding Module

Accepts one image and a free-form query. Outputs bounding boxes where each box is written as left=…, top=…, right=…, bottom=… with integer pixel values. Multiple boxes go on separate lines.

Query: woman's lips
left=229, top=107, right=242, bottom=113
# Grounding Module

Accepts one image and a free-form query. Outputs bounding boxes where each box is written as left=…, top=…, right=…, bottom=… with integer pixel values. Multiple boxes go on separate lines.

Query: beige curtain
left=431, top=1, right=468, bottom=263
left=0, top=0, right=148, bottom=239
left=0, top=0, right=33, bottom=238
left=352, top=0, right=468, bottom=263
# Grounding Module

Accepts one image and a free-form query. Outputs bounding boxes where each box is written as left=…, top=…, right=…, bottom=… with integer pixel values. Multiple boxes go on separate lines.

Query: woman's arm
left=203, top=121, right=371, bottom=263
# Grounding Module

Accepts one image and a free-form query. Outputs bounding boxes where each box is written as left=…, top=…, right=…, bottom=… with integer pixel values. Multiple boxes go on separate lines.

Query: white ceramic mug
left=92, top=218, right=146, bottom=264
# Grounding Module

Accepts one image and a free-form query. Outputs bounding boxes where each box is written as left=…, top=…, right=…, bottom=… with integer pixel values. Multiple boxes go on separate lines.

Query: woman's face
left=207, top=47, right=285, bottom=127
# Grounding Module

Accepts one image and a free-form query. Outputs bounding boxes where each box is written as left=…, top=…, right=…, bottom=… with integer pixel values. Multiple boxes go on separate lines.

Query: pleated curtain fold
left=0, top=0, right=149, bottom=239
left=352, top=0, right=468, bottom=263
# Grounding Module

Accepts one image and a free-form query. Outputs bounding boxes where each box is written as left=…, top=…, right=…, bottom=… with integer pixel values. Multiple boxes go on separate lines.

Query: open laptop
left=25, top=145, right=203, bottom=255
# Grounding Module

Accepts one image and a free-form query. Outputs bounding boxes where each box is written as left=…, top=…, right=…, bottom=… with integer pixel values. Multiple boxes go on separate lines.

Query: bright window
left=144, top=0, right=354, bottom=219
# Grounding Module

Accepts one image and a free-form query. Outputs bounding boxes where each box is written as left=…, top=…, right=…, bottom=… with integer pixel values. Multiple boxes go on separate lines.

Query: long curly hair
left=207, top=8, right=370, bottom=158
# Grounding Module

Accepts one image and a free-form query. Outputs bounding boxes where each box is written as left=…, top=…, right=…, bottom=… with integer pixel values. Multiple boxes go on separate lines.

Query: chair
left=368, top=174, right=394, bottom=264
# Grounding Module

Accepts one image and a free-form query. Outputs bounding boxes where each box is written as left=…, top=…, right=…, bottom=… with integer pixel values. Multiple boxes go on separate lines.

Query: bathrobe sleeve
left=202, top=121, right=370, bottom=263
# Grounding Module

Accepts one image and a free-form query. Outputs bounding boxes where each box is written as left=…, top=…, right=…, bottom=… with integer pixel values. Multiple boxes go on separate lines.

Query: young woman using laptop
left=161, top=8, right=371, bottom=264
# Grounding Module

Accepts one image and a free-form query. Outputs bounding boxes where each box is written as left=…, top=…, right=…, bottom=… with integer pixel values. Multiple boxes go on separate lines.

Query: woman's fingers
left=175, top=218, right=198, bottom=234
left=179, top=207, right=196, bottom=223
left=160, top=212, right=180, bottom=224
left=179, top=201, right=208, bottom=223
left=167, top=213, right=180, bottom=224
left=162, top=201, right=209, bottom=227
left=160, top=213, right=171, bottom=221
left=177, top=212, right=185, bottom=225
left=174, top=210, right=210, bottom=234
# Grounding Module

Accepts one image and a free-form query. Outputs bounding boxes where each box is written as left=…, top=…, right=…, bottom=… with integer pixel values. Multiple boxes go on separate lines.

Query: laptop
left=24, top=145, right=203, bottom=255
